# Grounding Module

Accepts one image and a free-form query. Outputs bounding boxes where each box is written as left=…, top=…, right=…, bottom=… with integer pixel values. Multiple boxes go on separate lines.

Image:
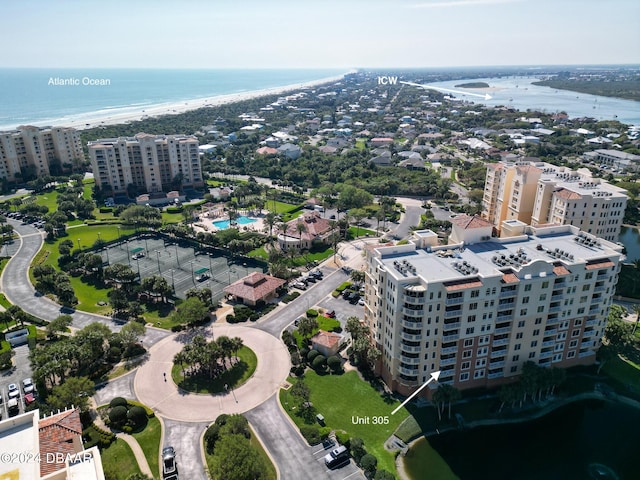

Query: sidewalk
left=90, top=399, right=154, bottom=478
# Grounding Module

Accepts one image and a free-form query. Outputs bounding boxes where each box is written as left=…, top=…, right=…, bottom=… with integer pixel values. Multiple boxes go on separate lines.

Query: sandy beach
left=54, top=72, right=351, bottom=131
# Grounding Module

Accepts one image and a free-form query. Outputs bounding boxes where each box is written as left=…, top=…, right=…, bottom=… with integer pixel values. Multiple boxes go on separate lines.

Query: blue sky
left=2, top=0, right=639, bottom=68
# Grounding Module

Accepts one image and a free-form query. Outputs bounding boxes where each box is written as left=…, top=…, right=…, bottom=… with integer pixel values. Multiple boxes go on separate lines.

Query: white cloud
left=409, top=0, right=524, bottom=8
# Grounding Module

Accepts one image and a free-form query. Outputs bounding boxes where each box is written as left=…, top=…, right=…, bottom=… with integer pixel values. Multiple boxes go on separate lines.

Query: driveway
left=162, top=418, right=210, bottom=480
left=93, top=370, right=137, bottom=407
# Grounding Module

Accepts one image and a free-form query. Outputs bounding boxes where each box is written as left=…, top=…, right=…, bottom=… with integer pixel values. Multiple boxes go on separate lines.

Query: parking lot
left=0, top=345, right=35, bottom=419
left=95, top=236, right=263, bottom=302
left=309, top=440, right=366, bottom=480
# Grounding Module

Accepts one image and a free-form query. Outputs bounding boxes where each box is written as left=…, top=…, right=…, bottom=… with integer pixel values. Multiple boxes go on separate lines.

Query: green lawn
left=248, top=246, right=269, bottom=260
left=32, top=189, right=60, bottom=212
left=100, top=438, right=142, bottom=480
left=280, top=370, right=408, bottom=475
left=289, top=247, right=334, bottom=267
left=347, top=226, right=377, bottom=239
left=162, top=212, right=184, bottom=224
left=172, top=346, right=257, bottom=394
left=355, top=139, right=367, bottom=150
left=267, top=201, right=302, bottom=215
left=249, top=427, right=277, bottom=480
left=131, top=416, right=162, bottom=479
left=602, top=354, right=640, bottom=395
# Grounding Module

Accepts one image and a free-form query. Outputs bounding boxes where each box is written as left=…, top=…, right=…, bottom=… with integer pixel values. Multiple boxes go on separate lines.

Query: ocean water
left=0, top=68, right=346, bottom=130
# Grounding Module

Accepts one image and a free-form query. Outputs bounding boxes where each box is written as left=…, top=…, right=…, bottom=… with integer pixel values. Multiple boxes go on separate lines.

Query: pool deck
left=193, top=212, right=265, bottom=234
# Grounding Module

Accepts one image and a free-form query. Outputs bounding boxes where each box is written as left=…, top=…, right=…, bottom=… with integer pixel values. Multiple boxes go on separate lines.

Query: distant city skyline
left=1, top=0, right=638, bottom=69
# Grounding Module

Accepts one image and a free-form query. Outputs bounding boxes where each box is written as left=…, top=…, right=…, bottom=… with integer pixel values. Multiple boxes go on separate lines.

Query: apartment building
left=88, top=133, right=203, bottom=195
left=0, top=125, right=84, bottom=182
left=364, top=217, right=622, bottom=397
left=482, top=160, right=628, bottom=242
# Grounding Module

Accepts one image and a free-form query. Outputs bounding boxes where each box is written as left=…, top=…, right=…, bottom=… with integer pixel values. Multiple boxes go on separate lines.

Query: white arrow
left=391, top=370, right=441, bottom=415
left=401, top=81, right=492, bottom=101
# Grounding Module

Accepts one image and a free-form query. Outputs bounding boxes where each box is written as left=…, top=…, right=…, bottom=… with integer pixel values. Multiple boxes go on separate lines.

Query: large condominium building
left=483, top=160, right=628, bottom=242
left=364, top=216, right=622, bottom=397
left=0, top=125, right=84, bottom=182
left=88, top=133, right=203, bottom=195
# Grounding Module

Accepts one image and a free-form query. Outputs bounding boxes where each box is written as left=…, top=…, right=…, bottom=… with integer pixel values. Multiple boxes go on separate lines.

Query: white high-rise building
left=88, top=133, right=203, bottom=195
left=482, top=160, right=628, bottom=242
left=0, top=126, right=85, bottom=182
left=364, top=218, right=622, bottom=397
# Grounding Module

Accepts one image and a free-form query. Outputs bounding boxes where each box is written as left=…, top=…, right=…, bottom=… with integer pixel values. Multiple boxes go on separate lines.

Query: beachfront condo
left=363, top=219, right=622, bottom=398
left=88, top=133, right=204, bottom=195
left=482, top=159, right=628, bottom=242
left=0, top=125, right=85, bottom=182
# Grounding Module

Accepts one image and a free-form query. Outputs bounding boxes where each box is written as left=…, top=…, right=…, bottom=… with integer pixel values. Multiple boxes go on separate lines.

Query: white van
left=324, top=445, right=349, bottom=468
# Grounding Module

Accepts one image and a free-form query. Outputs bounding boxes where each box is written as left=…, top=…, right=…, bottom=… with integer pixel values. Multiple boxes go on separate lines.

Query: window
left=524, top=284, right=532, bottom=292
left=567, top=351, right=576, bottom=359
left=475, top=358, right=487, bottom=368
left=572, top=329, right=580, bottom=337
left=569, top=339, right=578, bottom=348
left=471, top=290, right=479, bottom=298
left=535, top=317, right=542, bottom=325
left=516, top=332, right=523, bottom=339
left=574, top=319, right=583, bottom=326
left=522, top=296, right=530, bottom=304
left=555, top=343, right=565, bottom=351
left=530, top=340, right=538, bottom=348
left=512, top=355, right=519, bottom=362
left=542, top=281, right=549, bottom=288
left=539, top=294, right=547, bottom=301
left=463, top=350, right=472, bottom=358
left=479, top=336, right=490, bottom=345
left=533, top=329, right=540, bottom=336
left=520, top=309, right=527, bottom=316
left=461, top=361, right=470, bottom=370
left=468, top=315, right=476, bottom=322
left=469, top=302, right=478, bottom=310
left=529, top=352, right=536, bottom=359
left=460, top=372, right=470, bottom=381
left=474, top=370, right=485, bottom=379
left=585, top=272, right=593, bottom=279
left=518, top=320, right=525, bottom=328
left=477, top=347, right=488, bottom=357
left=537, top=306, right=545, bottom=313
left=514, top=343, right=521, bottom=351
left=464, top=338, right=474, bottom=347
left=466, top=327, right=475, bottom=335
left=510, top=365, right=518, bottom=373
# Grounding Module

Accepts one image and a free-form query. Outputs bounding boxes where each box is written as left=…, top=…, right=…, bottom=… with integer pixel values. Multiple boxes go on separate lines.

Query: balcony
left=444, top=310, right=462, bottom=319
left=439, top=357, right=457, bottom=367
left=551, top=294, right=564, bottom=301
left=544, top=328, right=557, bottom=335
left=597, top=272, right=608, bottom=280
left=583, top=330, right=598, bottom=338
left=589, top=305, right=600, bottom=312
left=594, top=286, right=606, bottom=293
left=490, top=349, right=506, bottom=359
left=539, top=351, right=553, bottom=359
left=401, top=332, right=422, bottom=342
left=548, top=306, right=561, bottom=313
left=400, top=355, right=420, bottom=365
left=546, top=317, right=560, bottom=325
left=443, top=322, right=461, bottom=331
left=398, top=365, right=419, bottom=376
left=489, top=360, right=505, bottom=368
left=400, top=344, right=421, bottom=354
left=579, top=350, right=596, bottom=358
left=499, top=290, right=517, bottom=299
left=488, top=371, right=504, bottom=379
left=581, top=340, right=595, bottom=348
left=402, top=307, right=424, bottom=317
left=495, top=326, right=511, bottom=335
left=585, top=319, right=599, bottom=327
left=403, top=295, right=426, bottom=305
left=492, top=338, right=509, bottom=347
left=402, top=319, right=423, bottom=330
left=542, top=340, right=555, bottom=347
left=445, top=297, right=465, bottom=306
left=496, top=312, right=514, bottom=322
left=442, top=333, right=460, bottom=341
left=441, top=346, right=458, bottom=355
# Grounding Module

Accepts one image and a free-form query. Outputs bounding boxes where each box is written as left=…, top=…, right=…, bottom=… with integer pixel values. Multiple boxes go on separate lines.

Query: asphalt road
left=93, top=370, right=137, bottom=407
left=0, top=219, right=170, bottom=345
left=162, top=417, right=210, bottom=480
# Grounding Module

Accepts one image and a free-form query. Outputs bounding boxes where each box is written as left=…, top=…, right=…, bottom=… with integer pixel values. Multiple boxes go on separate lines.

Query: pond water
left=619, top=226, right=640, bottom=262
left=404, top=399, right=638, bottom=480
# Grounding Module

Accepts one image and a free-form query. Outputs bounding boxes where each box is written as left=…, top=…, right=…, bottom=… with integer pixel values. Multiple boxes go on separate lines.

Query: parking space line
left=340, top=470, right=361, bottom=480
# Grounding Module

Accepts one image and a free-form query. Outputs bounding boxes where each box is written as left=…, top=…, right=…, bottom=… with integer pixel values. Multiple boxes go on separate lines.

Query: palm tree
left=295, top=221, right=307, bottom=251
left=231, top=337, right=244, bottom=363
left=264, top=212, right=277, bottom=243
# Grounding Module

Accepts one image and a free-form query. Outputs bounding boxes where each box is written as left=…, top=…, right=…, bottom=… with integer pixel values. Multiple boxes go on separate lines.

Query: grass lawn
left=347, top=226, right=377, bottom=239
left=289, top=247, right=334, bottom=267
left=293, top=315, right=340, bottom=349
left=355, top=139, right=367, bottom=150
left=100, top=438, right=142, bottom=480
left=248, top=246, right=269, bottom=260
left=131, top=416, right=162, bottom=479
left=602, top=353, right=640, bottom=395
left=267, top=201, right=302, bottom=215
left=162, top=212, right=184, bottom=224
left=172, top=346, right=257, bottom=394
left=32, top=189, right=60, bottom=212
left=280, top=370, right=408, bottom=475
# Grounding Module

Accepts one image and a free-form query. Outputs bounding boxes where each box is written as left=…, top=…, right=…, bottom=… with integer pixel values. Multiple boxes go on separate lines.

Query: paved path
left=134, top=324, right=291, bottom=422
left=162, top=418, right=209, bottom=480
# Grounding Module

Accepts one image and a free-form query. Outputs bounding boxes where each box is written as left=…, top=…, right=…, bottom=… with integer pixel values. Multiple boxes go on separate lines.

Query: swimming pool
left=212, top=215, right=257, bottom=229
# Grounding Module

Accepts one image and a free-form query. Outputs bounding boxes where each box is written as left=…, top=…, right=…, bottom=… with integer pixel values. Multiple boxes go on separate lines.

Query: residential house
left=311, top=330, right=344, bottom=357
left=277, top=143, right=302, bottom=160
left=278, top=212, right=333, bottom=251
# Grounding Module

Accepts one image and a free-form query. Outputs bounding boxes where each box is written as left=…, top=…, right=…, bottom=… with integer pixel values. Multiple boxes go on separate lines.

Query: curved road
left=1, top=219, right=372, bottom=480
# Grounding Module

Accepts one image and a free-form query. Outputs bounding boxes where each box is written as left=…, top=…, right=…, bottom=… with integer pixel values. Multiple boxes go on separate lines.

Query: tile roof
left=443, top=278, right=484, bottom=291
left=223, top=272, right=286, bottom=302
left=585, top=260, right=615, bottom=270
left=501, top=273, right=520, bottom=284
left=311, top=330, right=342, bottom=350
left=39, top=408, right=82, bottom=477
left=284, top=212, right=332, bottom=241
left=553, top=265, right=571, bottom=276
left=554, top=188, right=583, bottom=200
left=451, top=214, right=493, bottom=230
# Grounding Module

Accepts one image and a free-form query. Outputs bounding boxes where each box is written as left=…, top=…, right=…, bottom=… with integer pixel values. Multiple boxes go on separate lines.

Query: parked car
left=195, top=273, right=210, bottom=282
left=358, top=298, right=365, bottom=306
left=324, top=310, right=336, bottom=318
left=132, top=251, right=145, bottom=260
left=310, top=270, right=323, bottom=279
left=305, top=276, right=316, bottom=283
left=22, top=378, right=35, bottom=394
left=293, top=281, right=306, bottom=290
left=162, top=446, right=177, bottom=476
left=24, top=393, right=36, bottom=406
left=349, top=295, right=361, bottom=305
left=7, top=384, right=19, bottom=399
left=324, top=445, right=349, bottom=469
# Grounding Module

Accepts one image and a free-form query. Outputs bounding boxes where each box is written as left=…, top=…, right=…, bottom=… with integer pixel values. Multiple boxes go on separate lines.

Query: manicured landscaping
left=248, top=245, right=269, bottom=260
left=280, top=370, right=408, bottom=475
left=602, top=353, right=640, bottom=395
left=249, top=430, right=277, bottom=480
left=172, top=346, right=257, bottom=394
left=289, top=246, right=334, bottom=267
left=266, top=200, right=302, bottom=215
left=100, top=438, right=142, bottom=480
left=348, top=226, right=377, bottom=239
left=131, top=416, right=162, bottom=478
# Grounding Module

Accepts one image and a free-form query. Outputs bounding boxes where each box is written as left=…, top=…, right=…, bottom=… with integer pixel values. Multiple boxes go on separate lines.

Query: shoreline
left=2, top=71, right=353, bottom=132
